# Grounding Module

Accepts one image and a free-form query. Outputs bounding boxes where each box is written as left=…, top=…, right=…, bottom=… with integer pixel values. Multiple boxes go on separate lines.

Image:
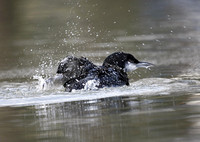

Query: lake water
left=1, top=0, right=200, bottom=141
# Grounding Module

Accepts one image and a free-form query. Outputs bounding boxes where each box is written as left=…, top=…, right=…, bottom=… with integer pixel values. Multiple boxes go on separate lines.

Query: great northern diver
left=53, top=52, right=153, bottom=92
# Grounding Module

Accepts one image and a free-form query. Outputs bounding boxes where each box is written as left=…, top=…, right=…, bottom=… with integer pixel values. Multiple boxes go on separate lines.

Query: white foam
left=0, top=78, right=198, bottom=107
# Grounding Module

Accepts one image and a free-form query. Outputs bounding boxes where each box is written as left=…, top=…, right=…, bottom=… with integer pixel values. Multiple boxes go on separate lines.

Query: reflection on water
left=0, top=95, right=200, bottom=142
left=1, top=0, right=200, bottom=141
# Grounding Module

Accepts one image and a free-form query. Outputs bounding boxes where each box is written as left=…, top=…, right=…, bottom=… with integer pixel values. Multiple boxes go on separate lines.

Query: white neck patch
left=125, top=62, right=138, bottom=72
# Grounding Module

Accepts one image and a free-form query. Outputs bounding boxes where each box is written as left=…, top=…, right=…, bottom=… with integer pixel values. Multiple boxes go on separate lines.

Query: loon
left=45, top=52, right=153, bottom=91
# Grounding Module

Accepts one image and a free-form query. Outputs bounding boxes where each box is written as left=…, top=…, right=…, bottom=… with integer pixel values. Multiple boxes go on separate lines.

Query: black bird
left=53, top=52, right=153, bottom=92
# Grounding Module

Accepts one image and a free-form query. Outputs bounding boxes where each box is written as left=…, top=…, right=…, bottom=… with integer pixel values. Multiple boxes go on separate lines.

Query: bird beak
left=136, top=62, right=154, bottom=69
left=125, top=61, right=154, bottom=72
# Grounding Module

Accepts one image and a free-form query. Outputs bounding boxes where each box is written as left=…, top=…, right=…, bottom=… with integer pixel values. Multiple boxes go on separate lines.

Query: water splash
left=33, top=75, right=47, bottom=90
left=0, top=77, right=199, bottom=107
left=33, top=74, right=64, bottom=91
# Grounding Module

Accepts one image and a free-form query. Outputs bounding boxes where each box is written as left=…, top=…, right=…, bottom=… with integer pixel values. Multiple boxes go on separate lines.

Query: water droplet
left=63, top=38, right=67, bottom=43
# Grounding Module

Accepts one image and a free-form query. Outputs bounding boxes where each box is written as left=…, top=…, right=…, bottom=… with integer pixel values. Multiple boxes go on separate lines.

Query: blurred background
left=1, top=0, right=200, bottom=142
left=1, top=0, right=200, bottom=80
